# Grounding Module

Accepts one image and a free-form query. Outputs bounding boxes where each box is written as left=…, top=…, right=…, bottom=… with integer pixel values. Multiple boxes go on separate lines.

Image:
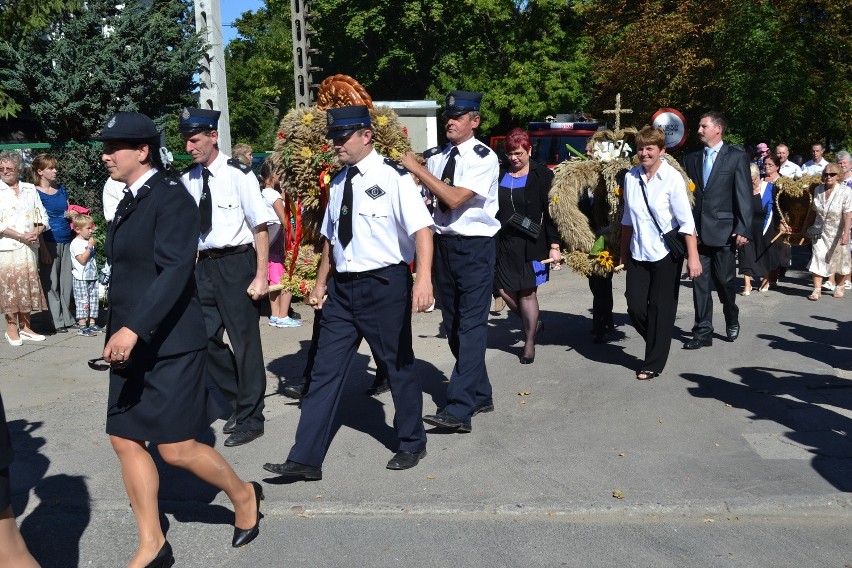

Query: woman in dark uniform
left=494, top=128, right=562, bottom=364
left=0, top=391, right=40, bottom=567
left=95, top=113, right=262, bottom=568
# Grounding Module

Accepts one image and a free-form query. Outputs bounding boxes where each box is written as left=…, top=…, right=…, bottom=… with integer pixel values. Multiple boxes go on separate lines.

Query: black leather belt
left=334, top=262, right=406, bottom=285
left=198, top=244, right=252, bottom=260
left=435, top=234, right=491, bottom=240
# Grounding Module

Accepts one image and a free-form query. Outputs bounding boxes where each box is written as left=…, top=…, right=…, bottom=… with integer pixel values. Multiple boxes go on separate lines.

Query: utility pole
left=193, top=0, right=231, bottom=153
left=291, top=0, right=322, bottom=108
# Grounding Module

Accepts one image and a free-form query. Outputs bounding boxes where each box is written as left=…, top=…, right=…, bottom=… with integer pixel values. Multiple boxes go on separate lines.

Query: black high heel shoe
left=232, top=481, right=264, bottom=548
left=143, top=541, right=174, bottom=568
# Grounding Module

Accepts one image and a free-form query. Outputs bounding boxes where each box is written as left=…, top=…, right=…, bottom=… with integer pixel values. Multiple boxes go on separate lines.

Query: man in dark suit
left=683, top=111, right=752, bottom=349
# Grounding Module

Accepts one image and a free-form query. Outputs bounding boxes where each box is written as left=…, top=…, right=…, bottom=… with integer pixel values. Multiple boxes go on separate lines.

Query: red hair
left=505, top=128, right=531, bottom=153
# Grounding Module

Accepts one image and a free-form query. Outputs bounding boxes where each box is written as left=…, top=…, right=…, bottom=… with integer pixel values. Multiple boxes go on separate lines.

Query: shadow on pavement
left=9, top=419, right=91, bottom=568
left=683, top=366, right=852, bottom=492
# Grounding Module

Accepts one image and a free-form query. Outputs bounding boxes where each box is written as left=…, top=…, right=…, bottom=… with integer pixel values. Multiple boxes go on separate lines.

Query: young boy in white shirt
left=69, top=213, right=100, bottom=336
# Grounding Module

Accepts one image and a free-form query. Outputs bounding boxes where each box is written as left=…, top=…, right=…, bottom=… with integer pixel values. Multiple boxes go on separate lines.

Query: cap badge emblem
left=448, top=95, right=456, bottom=106
left=327, top=115, right=335, bottom=125
left=181, top=108, right=190, bottom=119
left=107, top=116, right=116, bottom=128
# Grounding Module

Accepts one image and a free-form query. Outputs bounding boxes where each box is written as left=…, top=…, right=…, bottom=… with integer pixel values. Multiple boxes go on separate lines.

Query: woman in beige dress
left=0, top=152, right=48, bottom=345
left=803, top=163, right=851, bottom=300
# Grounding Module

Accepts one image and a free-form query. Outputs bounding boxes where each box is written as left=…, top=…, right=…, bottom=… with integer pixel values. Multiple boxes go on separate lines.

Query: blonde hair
left=67, top=211, right=94, bottom=231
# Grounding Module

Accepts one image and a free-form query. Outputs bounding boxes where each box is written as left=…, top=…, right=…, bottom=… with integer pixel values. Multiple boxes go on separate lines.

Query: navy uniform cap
left=443, top=90, right=483, bottom=118
left=94, top=112, right=160, bottom=142
left=326, top=105, right=371, bottom=139
left=179, top=107, right=221, bottom=133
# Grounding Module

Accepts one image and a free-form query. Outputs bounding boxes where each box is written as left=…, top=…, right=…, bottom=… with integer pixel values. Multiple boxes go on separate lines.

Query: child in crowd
left=68, top=213, right=100, bottom=336
left=259, top=159, right=302, bottom=328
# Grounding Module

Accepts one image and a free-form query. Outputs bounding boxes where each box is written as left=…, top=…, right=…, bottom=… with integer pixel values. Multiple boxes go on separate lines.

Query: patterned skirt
left=0, top=245, right=47, bottom=315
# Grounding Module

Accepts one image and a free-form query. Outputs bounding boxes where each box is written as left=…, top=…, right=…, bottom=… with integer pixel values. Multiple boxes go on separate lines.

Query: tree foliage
left=8, top=0, right=202, bottom=140
left=226, top=0, right=850, bottom=152
left=0, top=0, right=84, bottom=117
left=226, top=0, right=589, bottom=147
left=225, top=0, right=294, bottom=147
left=1, top=0, right=203, bottom=209
left=576, top=0, right=852, bottom=152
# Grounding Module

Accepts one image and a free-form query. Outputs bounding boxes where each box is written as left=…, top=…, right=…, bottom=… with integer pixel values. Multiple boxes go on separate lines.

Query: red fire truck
left=489, top=114, right=608, bottom=168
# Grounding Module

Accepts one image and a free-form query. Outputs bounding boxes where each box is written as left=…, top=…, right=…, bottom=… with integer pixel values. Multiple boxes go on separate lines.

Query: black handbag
left=638, top=178, right=687, bottom=259
left=506, top=180, right=542, bottom=240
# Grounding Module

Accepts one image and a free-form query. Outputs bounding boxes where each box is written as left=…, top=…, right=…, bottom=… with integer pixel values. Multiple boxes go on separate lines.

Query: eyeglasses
left=0, top=167, right=18, bottom=173
left=822, top=173, right=839, bottom=178
left=87, top=357, right=130, bottom=371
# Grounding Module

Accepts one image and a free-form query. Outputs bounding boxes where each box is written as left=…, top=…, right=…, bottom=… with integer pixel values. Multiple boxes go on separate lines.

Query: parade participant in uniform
left=263, top=105, right=434, bottom=479
left=401, top=90, right=500, bottom=433
left=179, top=108, right=277, bottom=447
left=96, top=112, right=262, bottom=567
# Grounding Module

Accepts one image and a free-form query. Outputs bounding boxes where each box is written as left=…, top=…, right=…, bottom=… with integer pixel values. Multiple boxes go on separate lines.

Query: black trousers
left=195, top=248, right=265, bottom=432
left=625, top=253, right=683, bottom=373
left=691, top=243, right=738, bottom=340
left=288, top=264, right=425, bottom=467
left=434, top=235, right=495, bottom=421
left=588, top=273, right=614, bottom=333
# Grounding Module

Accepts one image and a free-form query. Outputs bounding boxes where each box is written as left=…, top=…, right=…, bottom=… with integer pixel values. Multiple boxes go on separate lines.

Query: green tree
left=310, top=0, right=589, bottom=135
left=225, top=0, right=589, bottom=144
left=3, top=0, right=203, bottom=209
left=575, top=0, right=851, bottom=152
left=0, top=0, right=83, bottom=117
left=225, top=0, right=294, bottom=148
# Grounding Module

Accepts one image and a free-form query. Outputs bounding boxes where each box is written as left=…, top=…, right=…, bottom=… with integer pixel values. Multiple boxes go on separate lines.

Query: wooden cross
left=603, top=93, right=633, bottom=132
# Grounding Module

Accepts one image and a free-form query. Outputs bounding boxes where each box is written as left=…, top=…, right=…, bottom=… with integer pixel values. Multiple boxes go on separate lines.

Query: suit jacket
left=685, top=143, right=753, bottom=246
left=105, top=171, right=207, bottom=358
left=496, top=159, right=560, bottom=260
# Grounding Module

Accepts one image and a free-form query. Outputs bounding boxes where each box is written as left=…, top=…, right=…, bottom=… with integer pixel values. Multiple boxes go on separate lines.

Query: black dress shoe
left=472, top=402, right=494, bottom=416
left=55, top=326, right=69, bottom=334
left=423, top=410, right=471, bottom=433
left=223, top=413, right=237, bottom=434
left=283, top=380, right=307, bottom=400
left=683, top=337, right=713, bottom=350
left=143, top=541, right=174, bottom=568
left=262, top=459, right=322, bottom=480
left=386, top=449, right=427, bottom=470
left=232, top=481, right=264, bottom=547
left=365, top=378, right=390, bottom=396
left=224, top=430, right=264, bottom=447
left=726, top=323, right=740, bottom=342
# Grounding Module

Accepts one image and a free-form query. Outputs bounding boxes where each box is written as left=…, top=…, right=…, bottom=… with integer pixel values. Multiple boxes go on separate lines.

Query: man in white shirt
left=776, top=144, right=802, bottom=179
left=401, top=90, right=499, bottom=433
left=263, top=105, right=434, bottom=479
left=800, top=142, right=829, bottom=176
left=180, top=107, right=277, bottom=447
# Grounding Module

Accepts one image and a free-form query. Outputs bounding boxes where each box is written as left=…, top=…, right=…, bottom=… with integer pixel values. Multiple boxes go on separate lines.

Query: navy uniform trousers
left=195, top=247, right=266, bottom=432
left=288, top=263, right=426, bottom=467
left=434, top=234, right=495, bottom=422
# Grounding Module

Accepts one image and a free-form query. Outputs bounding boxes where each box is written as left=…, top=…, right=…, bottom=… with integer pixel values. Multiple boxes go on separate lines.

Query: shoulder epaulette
left=422, top=146, right=442, bottom=159
left=384, top=157, right=408, bottom=175
left=473, top=144, right=491, bottom=158
left=227, top=158, right=253, bottom=174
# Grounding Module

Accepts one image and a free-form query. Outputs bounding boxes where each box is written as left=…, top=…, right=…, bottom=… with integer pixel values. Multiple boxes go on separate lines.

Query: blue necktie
left=703, top=148, right=715, bottom=186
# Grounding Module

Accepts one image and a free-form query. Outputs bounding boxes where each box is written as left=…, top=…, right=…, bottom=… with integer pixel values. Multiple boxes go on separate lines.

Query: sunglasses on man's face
left=87, top=357, right=130, bottom=371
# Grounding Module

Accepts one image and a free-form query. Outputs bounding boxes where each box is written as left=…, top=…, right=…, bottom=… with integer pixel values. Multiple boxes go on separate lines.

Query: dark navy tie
left=339, top=166, right=359, bottom=248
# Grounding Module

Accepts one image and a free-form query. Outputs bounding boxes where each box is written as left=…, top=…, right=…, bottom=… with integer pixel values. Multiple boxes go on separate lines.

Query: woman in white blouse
left=619, top=127, right=701, bottom=380
left=0, top=152, right=49, bottom=346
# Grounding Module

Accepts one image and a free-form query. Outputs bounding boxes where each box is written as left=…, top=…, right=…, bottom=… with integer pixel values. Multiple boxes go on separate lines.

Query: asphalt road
left=2, top=249, right=850, bottom=567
